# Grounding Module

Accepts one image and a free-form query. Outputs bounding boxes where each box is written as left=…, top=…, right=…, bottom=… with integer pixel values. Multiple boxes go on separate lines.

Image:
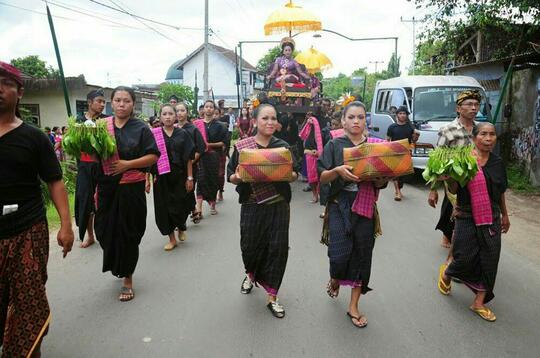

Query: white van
left=369, top=76, right=491, bottom=169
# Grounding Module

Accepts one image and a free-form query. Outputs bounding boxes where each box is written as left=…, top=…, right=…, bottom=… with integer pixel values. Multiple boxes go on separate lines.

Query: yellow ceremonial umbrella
left=264, top=0, right=322, bottom=37
left=295, top=46, right=333, bottom=73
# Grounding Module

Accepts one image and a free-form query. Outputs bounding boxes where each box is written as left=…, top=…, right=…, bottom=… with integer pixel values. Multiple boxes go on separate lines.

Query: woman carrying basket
left=228, top=103, right=298, bottom=319
left=318, top=101, right=388, bottom=328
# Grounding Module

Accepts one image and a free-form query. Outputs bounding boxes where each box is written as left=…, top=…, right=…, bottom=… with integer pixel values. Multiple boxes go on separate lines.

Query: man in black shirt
left=75, top=89, right=107, bottom=248
left=0, top=61, right=74, bottom=357
left=386, top=106, right=417, bottom=201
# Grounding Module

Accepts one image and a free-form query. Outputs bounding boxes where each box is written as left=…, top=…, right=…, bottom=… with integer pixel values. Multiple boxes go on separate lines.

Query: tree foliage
left=256, top=46, right=299, bottom=73
left=157, top=83, right=195, bottom=106
left=10, top=55, right=59, bottom=78
left=412, top=0, right=540, bottom=73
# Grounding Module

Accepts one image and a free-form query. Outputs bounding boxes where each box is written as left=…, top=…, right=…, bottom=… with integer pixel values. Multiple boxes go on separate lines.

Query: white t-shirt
left=228, top=114, right=236, bottom=132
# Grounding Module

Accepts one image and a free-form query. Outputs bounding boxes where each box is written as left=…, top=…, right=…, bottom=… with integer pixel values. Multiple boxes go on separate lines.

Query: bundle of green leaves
left=422, top=145, right=479, bottom=188
left=62, top=117, right=116, bottom=159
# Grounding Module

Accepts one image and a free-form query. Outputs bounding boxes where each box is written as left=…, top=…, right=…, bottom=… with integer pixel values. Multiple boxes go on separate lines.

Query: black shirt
left=159, top=127, right=195, bottom=171
left=180, top=122, right=206, bottom=158
left=387, top=122, right=414, bottom=143
left=457, top=153, right=507, bottom=209
left=227, top=136, right=299, bottom=204
left=0, top=122, right=63, bottom=239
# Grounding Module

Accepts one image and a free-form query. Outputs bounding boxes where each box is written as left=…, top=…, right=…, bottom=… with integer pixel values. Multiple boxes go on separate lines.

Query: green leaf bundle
left=422, top=145, right=479, bottom=188
left=62, top=117, right=117, bottom=159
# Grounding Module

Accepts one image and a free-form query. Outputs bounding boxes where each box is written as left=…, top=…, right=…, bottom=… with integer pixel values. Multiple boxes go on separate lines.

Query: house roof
left=449, top=51, right=540, bottom=71
left=22, top=75, right=87, bottom=91
left=174, top=43, right=256, bottom=72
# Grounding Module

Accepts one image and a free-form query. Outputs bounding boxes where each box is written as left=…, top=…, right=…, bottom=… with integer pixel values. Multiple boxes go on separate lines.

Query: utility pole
left=203, top=0, right=209, bottom=100
left=369, top=61, right=384, bottom=73
left=401, top=16, right=423, bottom=75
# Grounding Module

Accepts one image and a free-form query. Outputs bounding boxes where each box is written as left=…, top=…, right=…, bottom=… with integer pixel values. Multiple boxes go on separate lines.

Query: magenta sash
left=193, top=119, right=209, bottom=152
left=151, top=127, right=171, bottom=175
left=351, top=137, right=383, bottom=219
left=330, top=128, right=345, bottom=139
left=299, top=117, right=323, bottom=155
left=467, top=164, right=493, bottom=226
left=101, top=117, right=120, bottom=176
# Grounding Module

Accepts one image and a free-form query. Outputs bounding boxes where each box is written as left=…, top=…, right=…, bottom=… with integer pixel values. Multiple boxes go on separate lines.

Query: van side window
left=376, top=89, right=407, bottom=114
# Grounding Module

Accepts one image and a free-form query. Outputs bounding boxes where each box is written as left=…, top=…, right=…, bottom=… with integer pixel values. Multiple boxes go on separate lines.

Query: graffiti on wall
left=512, top=79, right=540, bottom=163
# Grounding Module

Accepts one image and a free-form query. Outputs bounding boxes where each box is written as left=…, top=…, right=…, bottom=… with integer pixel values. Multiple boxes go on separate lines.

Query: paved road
left=43, top=180, right=540, bottom=357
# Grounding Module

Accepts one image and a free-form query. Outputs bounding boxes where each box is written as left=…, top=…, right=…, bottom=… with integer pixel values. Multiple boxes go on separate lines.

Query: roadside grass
left=507, top=165, right=540, bottom=195
left=46, top=193, right=75, bottom=230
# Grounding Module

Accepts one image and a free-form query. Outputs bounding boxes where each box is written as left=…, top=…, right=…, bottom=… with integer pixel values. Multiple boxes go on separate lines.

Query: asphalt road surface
left=42, top=180, right=540, bottom=358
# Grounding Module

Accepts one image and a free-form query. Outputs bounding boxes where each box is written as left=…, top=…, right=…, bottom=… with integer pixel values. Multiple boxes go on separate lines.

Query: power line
left=88, top=0, right=204, bottom=31
left=41, top=0, right=146, bottom=30
left=107, top=0, right=179, bottom=44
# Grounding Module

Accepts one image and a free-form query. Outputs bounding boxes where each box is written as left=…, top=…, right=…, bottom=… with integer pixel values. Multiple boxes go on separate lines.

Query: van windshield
left=413, top=86, right=489, bottom=122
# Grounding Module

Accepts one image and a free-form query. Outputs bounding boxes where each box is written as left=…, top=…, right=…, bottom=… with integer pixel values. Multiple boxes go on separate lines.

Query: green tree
left=154, top=83, right=195, bottom=112
left=256, top=45, right=299, bottom=73
left=10, top=55, right=59, bottom=78
left=321, top=73, right=352, bottom=101
left=386, top=53, right=401, bottom=77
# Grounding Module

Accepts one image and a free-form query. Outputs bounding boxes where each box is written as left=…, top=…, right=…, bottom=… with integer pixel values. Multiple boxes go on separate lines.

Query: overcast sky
left=1, top=0, right=428, bottom=88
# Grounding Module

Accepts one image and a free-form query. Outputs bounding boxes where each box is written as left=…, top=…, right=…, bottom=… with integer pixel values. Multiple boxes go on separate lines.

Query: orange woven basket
left=239, top=147, right=293, bottom=183
left=343, top=139, right=413, bottom=180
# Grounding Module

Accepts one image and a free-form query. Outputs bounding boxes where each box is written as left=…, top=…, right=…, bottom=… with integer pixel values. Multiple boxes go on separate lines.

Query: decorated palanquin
left=238, top=148, right=294, bottom=183
left=344, top=139, right=414, bottom=180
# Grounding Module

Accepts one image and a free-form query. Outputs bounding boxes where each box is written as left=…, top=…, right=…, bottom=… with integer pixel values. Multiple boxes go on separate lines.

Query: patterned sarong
left=0, top=220, right=50, bottom=357
left=151, top=127, right=171, bottom=175
left=299, top=117, right=323, bottom=184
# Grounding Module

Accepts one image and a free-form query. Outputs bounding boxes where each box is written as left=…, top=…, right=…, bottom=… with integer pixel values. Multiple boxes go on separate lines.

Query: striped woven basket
left=344, top=139, right=413, bottom=180
left=238, top=147, right=293, bottom=183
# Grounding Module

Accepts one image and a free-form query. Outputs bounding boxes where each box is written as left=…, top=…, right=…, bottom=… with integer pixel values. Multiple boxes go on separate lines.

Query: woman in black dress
left=175, top=102, right=206, bottom=223
left=94, top=86, right=159, bottom=302
left=318, top=101, right=388, bottom=328
left=194, top=100, right=227, bottom=216
left=438, top=122, right=510, bottom=322
left=146, top=104, right=195, bottom=250
left=228, top=103, right=298, bottom=318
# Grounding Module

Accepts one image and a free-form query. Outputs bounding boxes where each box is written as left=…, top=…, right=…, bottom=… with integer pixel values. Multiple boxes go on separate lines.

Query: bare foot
left=441, top=236, right=451, bottom=248
left=80, top=236, right=95, bottom=248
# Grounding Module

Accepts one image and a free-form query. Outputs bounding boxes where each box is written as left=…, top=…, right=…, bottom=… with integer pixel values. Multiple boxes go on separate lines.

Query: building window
left=76, top=100, right=88, bottom=117
left=19, top=104, right=40, bottom=126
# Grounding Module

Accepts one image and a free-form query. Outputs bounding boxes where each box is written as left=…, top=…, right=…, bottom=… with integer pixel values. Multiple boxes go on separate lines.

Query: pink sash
left=299, top=117, right=323, bottom=184
left=193, top=119, right=209, bottom=152
left=100, top=117, right=146, bottom=184
left=330, top=128, right=345, bottom=139
left=351, top=137, right=384, bottom=219
left=101, top=117, right=120, bottom=176
left=151, top=127, right=171, bottom=175
left=467, top=164, right=493, bottom=226
left=299, top=117, right=323, bottom=155
left=236, top=137, right=280, bottom=204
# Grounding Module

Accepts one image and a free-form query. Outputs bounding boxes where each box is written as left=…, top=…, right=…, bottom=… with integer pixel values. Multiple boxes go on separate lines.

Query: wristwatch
left=187, top=176, right=194, bottom=181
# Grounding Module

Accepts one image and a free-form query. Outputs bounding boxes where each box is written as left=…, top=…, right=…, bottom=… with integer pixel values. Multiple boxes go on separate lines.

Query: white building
left=20, top=75, right=156, bottom=129
left=165, top=43, right=259, bottom=108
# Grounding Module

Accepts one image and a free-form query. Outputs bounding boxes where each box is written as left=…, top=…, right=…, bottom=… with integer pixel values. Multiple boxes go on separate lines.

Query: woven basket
left=238, top=147, right=293, bottom=183
left=344, top=139, right=413, bottom=180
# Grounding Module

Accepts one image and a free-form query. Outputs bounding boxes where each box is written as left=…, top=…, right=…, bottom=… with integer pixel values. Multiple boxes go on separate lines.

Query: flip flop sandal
left=210, top=208, right=218, bottom=215
left=240, top=276, right=254, bottom=294
left=438, top=264, right=451, bottom=295
left=326, top=280, right=339, bottom=299
left=347, top=312, right=368, bottom=328
left=394, top=194, right=402, bottom=201
left=119, top=287, right=134, bottom=302
left=164, top=242, right=177, bottom=251
left=469, top=306, right=497, bottom=322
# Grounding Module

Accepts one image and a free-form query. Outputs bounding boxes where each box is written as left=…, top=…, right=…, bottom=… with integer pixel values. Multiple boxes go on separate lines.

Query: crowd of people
left=1, top=59, right=512, bottom=356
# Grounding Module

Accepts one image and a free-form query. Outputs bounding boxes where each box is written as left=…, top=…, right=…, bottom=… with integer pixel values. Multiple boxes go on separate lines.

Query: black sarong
left=95, top=178, right=147, bottom=278
left=446, top=214, right=501, bottom=303
left=327, top=191, right=375, bottom=294
left=153, top=166, right=190, bottom=235
left=196, top=151, right=219, bottom=202
left=240, top=200, right=290, bottom=295
left=74, top=161, right=98, bottom=241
